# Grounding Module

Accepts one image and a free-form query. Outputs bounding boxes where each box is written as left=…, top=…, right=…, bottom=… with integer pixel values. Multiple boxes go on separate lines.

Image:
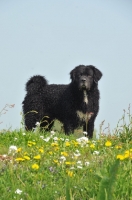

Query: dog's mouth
left=80, top=83, right=89, bottom=90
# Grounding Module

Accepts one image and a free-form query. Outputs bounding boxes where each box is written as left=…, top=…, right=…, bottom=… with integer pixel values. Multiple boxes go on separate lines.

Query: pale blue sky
left=0, top=0, right=132, bottom=133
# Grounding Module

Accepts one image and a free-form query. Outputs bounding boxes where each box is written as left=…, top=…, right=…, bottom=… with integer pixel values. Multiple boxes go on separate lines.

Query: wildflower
left=32, top=163, right=39, bottom=170
left=74, top=150, right=81, bottom=157
left=54, top=147, right=59, bottom=151
left=61, top=152, right=68, bottom=157
left=15, top=158, right=25, bottom=162
left=8, top=145, right=17, bottom=154
left=35, top=122, right=40, bottom=127
left=53, top=136, right=58, bottom=141
left=59, top=156, right=66, bottom=163
left=49, top=151, right=53, bottom=155
left=83, top=131, right=88, bottom=136
left=76, top=160, right=82, bottom=165
left=77, top=166, right=83, bottom=169
left=40, top=135, right=44, bottom=139
left=17, top=148, right=22, bottom=153
left=50, top=130, right=55, bottom=135
left=65, top=141, right=70, bottom=147
left=53, top=159, right=59, bottom=164
left=51, top=143, right=58, bottom=147
left=15, top=189, right=22, bottom=195
left=90, top=144, right=95, bottom=148
left=23, top=156, right=30, bottom=160
left=67, top=170, right=73, bottom=177
left=85, top=161, right=90, bottom=166
left=22, top=132, right=26, bottom=136
left=65, top=161, right=72, bottom=165
left=34, top=155, right=41, bottom=160
left=105, top=141, right=112, bottom=147
left=43, top=137, right=50, bottom=142
left=60, top=138, right=65, bottom=141
left=117, top=154, right=125, bottom=160
left=28, top=141, right=36, bottom=147
left=39, top=148, right=44, bottom=153
left=115, top=145, right=122, bottom=149
left=93, top=151, right=99, bottom=155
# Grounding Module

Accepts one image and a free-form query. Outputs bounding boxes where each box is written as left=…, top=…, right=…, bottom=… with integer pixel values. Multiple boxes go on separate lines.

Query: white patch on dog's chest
left=83, top=90, right=88, bottom=104
left=76, top=111, right=92, bottom=122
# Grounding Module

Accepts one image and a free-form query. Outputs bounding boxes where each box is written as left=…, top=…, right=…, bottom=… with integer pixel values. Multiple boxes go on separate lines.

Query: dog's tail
left=25, top=75, right=48, bottom=94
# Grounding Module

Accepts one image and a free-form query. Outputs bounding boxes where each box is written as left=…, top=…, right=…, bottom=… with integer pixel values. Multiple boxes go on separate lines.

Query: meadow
left=0, top=105, right=132, bottom=200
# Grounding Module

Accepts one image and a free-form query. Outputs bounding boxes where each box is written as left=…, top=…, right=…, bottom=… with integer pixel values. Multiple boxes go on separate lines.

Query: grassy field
left=0, top=108, right=132, bottom=199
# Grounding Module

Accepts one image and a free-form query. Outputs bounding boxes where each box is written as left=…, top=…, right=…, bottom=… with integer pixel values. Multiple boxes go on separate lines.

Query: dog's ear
left=70, top=69, right=75, bottom=81
left=91, top=66, right=102, bottom=83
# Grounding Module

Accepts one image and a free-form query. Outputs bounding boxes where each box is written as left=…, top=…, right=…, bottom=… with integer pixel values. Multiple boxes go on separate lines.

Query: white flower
left=53, top=137, right=58, bottom=141
left=59, top=156, right=66, bottom=163
left=43, top=137, right=50, bottom=142
left=22, top=132, right=26, bottom=136
left=35, top=122, right=40, bottom=127
left=77, top=166, right=83, bottom=169
left=40, top=135, right=44, bottom=139
left=83, top=131, right=88, bottom=136
left=76, top=160, right=82, bottom=165
left=50, top=130, right=55, bottom=135
left=65, top=138, right=69, bottom=141
left=15, top=189, right=22, bottom=195
left=8, top=145, right=17, bottom=154
left=85, top=161, right=90, bottom=166
left=93, top=151, right=99, bottom=155
left=74, top=152, right=81, bottom=157
left=76, top=137, right=88, bottom=146
left=60, top=138, right=64, bottom=141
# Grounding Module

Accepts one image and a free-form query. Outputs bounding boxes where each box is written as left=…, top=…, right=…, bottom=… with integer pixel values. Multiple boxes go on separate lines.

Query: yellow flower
left=54, top=147, right=59, bottom=151
left=15, top=157, right=25, bottom=162
left=71, top=140, right=79, bottom=146
left=51, top=143, right=58, bottom=147
left=65, top=142, right=70, bottom=147
left=115, top=145, right=122, bottom=149
left=61, top=152, right=68, bottom=157
left=34, top=155, right=41, bottom=160
left=32, top=163, right=39, bottom=170
left=67, top=170, right=73, bottom=177
left=116, top=154, right=125, bottom=160
left=23, top=156, right=30, bottom=160
left=49, top=151, right=53, bottom=155
left=65, top=161, right=75, bottom=165
left=105, top=141, right=112, bottom=147
left=39, top=148, right=44, bottom=153
left=90, top=144, right=95, bottom=148
left=17, top=148, right=22, bottom=153
left=28, top=141, right=36, bottom=147
left=53, top=159, right=59, bottom=164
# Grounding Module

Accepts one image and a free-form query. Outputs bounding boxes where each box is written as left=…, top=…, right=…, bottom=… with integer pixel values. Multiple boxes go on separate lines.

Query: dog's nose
left=81, top=78, right=86, bottom=83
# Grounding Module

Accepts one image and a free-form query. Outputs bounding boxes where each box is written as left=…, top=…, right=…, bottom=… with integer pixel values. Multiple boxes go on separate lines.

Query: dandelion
left=105, top=141, right=112, bottom=147
left=23, top=156, right=30, bottom=160
left=16, top=148, right=22, bottom=153
left=49, top=151, right=53, bottom=155
left=28, top=141, right=36, bottom=147
left=53, top=159, right=59, bottom=164
left=65, top=141, right=70, bottom=147
left=51, top=143, right=58, bottom=147
left=15, top=158, right=25, bottom=162
left=65, top=161, right=72, bottom=165
left=15, top=189, right=22, bottom=195
left=90, top=144, right=95, bottom=149
left=117, top=154, right=125, bottom=160
left=115, top=145, right=122, bottom=149
left=61, top=152, right=68, bottom=157
left=67, top=170, right=73, bottom=177
left=34, top=155, right=41, bottom=160
left=39, top=148, right=44, bottom=153
left=32, top=163, right=39, bottom=170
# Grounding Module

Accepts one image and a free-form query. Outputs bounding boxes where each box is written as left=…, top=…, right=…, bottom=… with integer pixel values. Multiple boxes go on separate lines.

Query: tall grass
left=0, top=105, right=132, bottom=199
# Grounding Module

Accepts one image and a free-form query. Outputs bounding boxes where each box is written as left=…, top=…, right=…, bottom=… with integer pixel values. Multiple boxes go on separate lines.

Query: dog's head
left=70, top=65, right=102, bottom=91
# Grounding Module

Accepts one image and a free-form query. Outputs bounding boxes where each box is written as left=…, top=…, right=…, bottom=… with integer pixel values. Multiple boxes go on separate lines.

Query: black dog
left=22, top=65, right=102, bottom=138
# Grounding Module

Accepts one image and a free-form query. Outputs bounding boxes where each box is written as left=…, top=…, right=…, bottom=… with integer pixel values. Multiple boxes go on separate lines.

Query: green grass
left=0, top=107, right=132, bottom=199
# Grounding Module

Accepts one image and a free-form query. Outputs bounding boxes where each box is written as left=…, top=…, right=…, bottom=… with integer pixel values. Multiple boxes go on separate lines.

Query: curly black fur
left=22, top=65, right=102, bottom=138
